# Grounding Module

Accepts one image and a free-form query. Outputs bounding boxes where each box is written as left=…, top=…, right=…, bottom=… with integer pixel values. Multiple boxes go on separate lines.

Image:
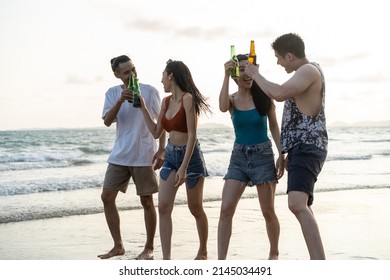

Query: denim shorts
left=160, top=139, right=208, bottom=188
left=286, top=143, right=327, bottom=206
left=223, top=141, right=276, bottom=186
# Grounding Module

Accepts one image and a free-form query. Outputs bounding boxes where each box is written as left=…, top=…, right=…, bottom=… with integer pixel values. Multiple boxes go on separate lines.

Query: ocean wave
left=0, top=159, right=94, bottom=172
left=0, top=207, right=105, bottom=223
left=0, top=148, right=97, bottom=172
left=0, top=150, right=83, bottom=163
left=362, top=139, right=390, bottom=143
left=70, top=159, right=95, bottom=166
left=206, top=166, right=227, bottom=177
left=327, top=151, right=390, bottom=161
left=327, top=155, right=372, bottom=161
left=0, top=203, right=152, bottom=223
left=0, top=161, right=71, bottom=171
left=1, top=186, right=388, bottom=223
left=78, top=146, right=112, bottom=155
left=202, top=147, right=231, bottom=154
left=0, top=178, right=102, bottom=196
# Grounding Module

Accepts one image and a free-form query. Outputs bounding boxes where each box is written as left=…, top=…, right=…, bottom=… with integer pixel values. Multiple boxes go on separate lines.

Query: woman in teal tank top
left=217, top=54, right=285, bottom=260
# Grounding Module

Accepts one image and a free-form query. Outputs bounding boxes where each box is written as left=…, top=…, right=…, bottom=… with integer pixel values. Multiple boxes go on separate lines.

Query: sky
left=0, top=0, right=389, bottom=130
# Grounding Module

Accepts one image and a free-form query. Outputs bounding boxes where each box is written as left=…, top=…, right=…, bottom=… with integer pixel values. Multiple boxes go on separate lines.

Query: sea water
left=0, top=125, right=389, bottom=223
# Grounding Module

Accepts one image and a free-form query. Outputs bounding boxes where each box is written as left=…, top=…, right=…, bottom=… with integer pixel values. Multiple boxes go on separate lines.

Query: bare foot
left=135, top=249, right=154, bottom=260
left=268, top=253, right=279, bottom=260
left=194, top=252, right=207, bottom=260
left=98, top=247, right=125, bottom=259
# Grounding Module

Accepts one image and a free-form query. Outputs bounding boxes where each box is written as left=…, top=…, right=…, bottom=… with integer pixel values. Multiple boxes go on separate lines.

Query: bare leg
left=98, top=188, right=125, bottom=259
left=257, top=182, right=280, bottom=260
left=158, top=172, right=179, bottom=260
left=217, top=180, right=246, bottom=260
left=136, top=194, right=157, bottom=260
left=186, top=177, right=208, bottom=260
left=288, top=191, right=325, bottom=260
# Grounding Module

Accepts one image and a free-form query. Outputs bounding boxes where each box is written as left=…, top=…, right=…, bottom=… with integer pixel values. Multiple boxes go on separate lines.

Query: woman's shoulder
left=230, top=92, right=239, bottom=106
left=182, top=93, right=193, bottom=104
left=161, top=95, right=171, bottom=110
left=162, top=95, right=172, bottom=104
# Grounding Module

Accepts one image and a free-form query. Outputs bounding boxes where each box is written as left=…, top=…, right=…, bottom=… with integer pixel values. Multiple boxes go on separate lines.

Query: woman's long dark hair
left=236, top=54, right=273, bottom=116
left=165, top=59, right=211, bottom=116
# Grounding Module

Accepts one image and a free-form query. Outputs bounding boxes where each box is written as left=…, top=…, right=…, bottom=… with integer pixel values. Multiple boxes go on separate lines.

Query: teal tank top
left=232, top=107, right=269, bottom=145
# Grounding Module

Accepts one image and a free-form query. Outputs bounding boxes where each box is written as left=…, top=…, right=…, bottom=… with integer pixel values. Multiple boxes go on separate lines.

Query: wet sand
left=0, top=184, right=389, bottom=260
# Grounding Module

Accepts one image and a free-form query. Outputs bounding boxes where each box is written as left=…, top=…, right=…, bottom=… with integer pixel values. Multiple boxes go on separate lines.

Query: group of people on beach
left=97, top=33, right=328, bottom=260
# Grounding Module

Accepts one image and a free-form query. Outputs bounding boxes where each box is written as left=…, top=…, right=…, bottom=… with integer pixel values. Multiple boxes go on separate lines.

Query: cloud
left=319, top=52, right=370, bottom=67
left=129, top=18, right=169, bottom=32
left=64, top=74, right=103, bottom=85
left=330, top=72, right=390, bottom=84
left=126, top=18, right=272, bottom=41
left=173, top=26, right=230, bottom=40
left=127, top=18, right=229, bottom=40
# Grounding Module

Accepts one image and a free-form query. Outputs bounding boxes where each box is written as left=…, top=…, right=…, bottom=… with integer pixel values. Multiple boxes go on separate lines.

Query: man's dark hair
left=271, top=33, right=305, bottom=58
left=110, top=55, right=131, bottom=72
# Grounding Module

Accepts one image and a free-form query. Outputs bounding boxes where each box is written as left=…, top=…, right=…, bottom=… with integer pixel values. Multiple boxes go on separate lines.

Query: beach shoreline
left=0, top=180, right=389, bottom=260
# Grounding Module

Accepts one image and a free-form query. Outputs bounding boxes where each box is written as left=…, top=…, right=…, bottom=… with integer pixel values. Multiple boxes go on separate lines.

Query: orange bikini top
left=161, top=95, right=188, bottom=133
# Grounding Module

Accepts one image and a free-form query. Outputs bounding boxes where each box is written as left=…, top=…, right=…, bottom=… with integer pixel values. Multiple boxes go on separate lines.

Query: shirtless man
left=245, top=33, right=328, bottom=259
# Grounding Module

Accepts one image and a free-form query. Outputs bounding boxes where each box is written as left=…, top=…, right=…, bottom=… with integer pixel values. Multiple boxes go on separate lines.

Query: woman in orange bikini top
left=139, top=59, right=211, bottom=260
left=160, top=95, right=188, bottom=133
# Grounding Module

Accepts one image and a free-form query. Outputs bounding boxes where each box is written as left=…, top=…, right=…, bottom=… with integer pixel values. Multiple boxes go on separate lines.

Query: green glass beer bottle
left=133, top=78, right=141, bottom=108
left=230, top=45, right=239, bottom=78
left=248, top=40, right=257, bottom=65
left=127, top=72, right=135, bottom=103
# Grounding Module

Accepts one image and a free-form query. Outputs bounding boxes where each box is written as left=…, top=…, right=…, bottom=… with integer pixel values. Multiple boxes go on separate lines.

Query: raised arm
left=246, top=63, right=315, bottom=102
left=219, top=60, right=233, bottom=113
left=103, top=88, right=133, bottom=127
left=140, top=96, right=165, bottom=139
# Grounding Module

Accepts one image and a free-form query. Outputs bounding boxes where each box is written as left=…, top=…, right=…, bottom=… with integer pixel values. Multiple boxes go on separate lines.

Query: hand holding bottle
left=132, top=78, right=142, bottom=108
left=244, top=63, right=259, bottom=82
left=229, top=45, right=239, bottom=78
left=244, top=62, right=259, bottom=80
left=224, top=59, right=238, bottom=76
left=127, top=72, right=136, bottom=103
left=120, top=87, right=134, bottom=103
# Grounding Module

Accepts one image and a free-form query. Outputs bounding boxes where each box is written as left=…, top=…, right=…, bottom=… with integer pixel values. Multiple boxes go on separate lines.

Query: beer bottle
left=249, top=40, right=257, bottom=65
left=127, top=72, right=135, bottom=103
left=230, top=45, right=239, bottom=78
left=132, top=78, right=142, bottom=108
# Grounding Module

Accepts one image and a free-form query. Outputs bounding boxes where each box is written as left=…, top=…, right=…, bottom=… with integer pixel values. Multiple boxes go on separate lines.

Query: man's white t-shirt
left=102, top=84, right=161, bottom=166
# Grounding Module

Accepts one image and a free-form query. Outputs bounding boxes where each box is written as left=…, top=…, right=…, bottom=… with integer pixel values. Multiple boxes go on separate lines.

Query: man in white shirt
left=98, top=55, right=165, bottom=260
